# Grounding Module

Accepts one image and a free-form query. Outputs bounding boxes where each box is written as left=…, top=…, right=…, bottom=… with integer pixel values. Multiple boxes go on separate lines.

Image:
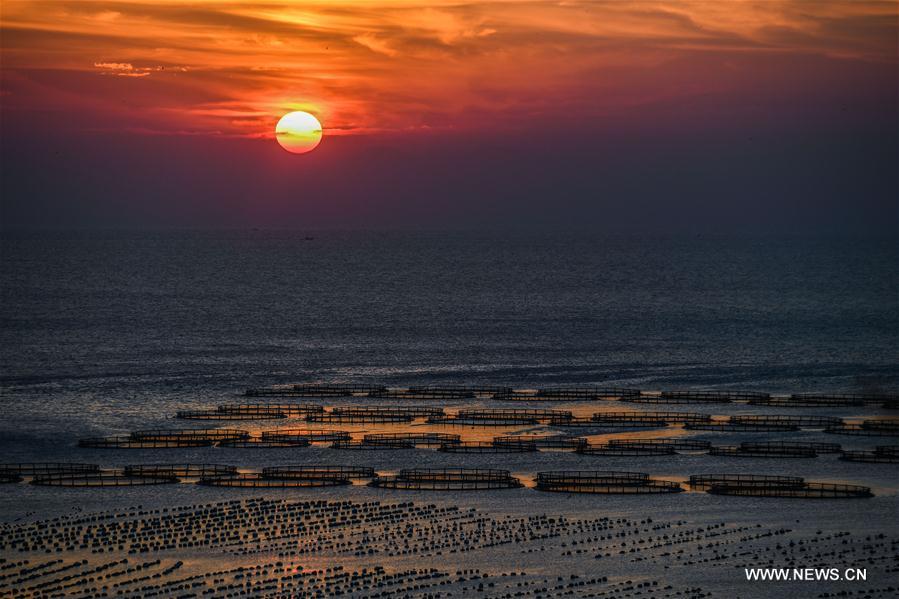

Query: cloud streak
left=1, top=1, right=896, bottom=138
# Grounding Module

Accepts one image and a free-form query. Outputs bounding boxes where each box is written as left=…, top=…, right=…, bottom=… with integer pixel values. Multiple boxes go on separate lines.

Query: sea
left=1, top=231, right=898, bottom=597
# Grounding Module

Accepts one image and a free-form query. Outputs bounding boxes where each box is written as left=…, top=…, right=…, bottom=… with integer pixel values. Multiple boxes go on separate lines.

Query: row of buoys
left=0, top=463, right=877, bottom=497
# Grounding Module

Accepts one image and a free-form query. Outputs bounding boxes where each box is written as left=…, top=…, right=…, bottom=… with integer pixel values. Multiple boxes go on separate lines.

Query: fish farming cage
left=535, top=471, right=681, bottom=494
left=370, top=387, right=476, bottom=399
left=330, top=406, right=444, bottom=418
left=261, top=465, right=375, bottom=480
left=730, top=415, right=843, bottom=429
left=219, top=403, right=324, bottom=415
left=548, top=416, right=614, bottom=427
left=426, top=415, right=540, bottom=426
left=493, top=435, right=587, bottom=450
left=30, top=473, right=180, bottom=487
left=362, top=433, right=461, bottom=447
left=685, top=422, right=800, bottom=432
left=875, top=445, right=899, bottom=456
left=707, top=481, right=873, bottom=499
left=709, top=445, right=818, bottom=459
left=592, top=411, right=711, bottom=425
left=0, top=463, right=101, bottom=476
left=304, top=413, right=415, bottom=424
left=197, top=474, right=352, bottom=488
left=437, top=441, right=538, bottom=453
left=517, top=387, right=642, bottom=400
left=624, top=396, right=730, bottom=405
left=123, top=464, right=238, bottom=478
left=660, top=390, right=770, bottom=402
left=577, top=444, right=677, bottom=456
left=246, top=384, right=387, bottom=397
left=688, top=474, right=807, bottom=491
left=370, top=468, right=523, bottom=490
left=457, top=408, right=572, bottom=420
left=740, top=441, right=841, bottom=453
left=176, top=409, right=288, bottom=421
left=78, top=436, right=215, bottom=449
left=0, top=473, right=22, bottom=484
left=839, top=449, right=899, bottom=463
left=790, top=393, right=897, bottom=406
left=748, top=397, right=864, bottom=408
left=217, top=438, right=311, bottom=448
left=606, top=439, right=712, bottom=451
left=331, top=440, right=416, bottom=450
left=826, top=421, right=899, bottom=437
left=536, top=471, right=650, bottom=486
left=260, top=429, right=352, bottom=443
left=129, top=429, right=250, bottom=442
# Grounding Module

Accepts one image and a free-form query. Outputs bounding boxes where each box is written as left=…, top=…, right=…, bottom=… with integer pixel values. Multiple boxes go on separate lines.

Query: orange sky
left=2, top=0, right=896, bottom=140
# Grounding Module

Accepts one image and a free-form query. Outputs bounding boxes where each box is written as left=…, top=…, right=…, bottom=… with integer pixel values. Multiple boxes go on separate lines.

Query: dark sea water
left=2, top=231, right=896, bottom=392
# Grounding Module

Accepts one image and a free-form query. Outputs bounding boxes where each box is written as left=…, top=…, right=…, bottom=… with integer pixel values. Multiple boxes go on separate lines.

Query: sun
left=275, top=111, right=322, bottom=154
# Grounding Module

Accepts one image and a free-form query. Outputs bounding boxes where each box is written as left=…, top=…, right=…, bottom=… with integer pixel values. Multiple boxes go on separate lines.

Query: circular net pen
left=709, top=445, right=818, bottom=458
left=0, top=463, right=101, bottom=476
left=741, top=441, right=841, bottom=453
left=592, top=411, right=711, bottom=426
left=456, top=408, right=572, bottom=422
left=427, top=415, right=540, bottom=426
left=577, top=443, right=677, bottom=457
left=826, top=421, right=899, bottom=437
left=535, top=471, right=682, bottom=494
left=78, top=436, right=215, bottom=449
left=0, top=473, right=22, bottom=484
left=371, top=388, right=476, bottom=400
left=370, top=468, right=522, bottom=491
left=790, top=393, right=896, bottom=406
left=362, top=433, right=461, bottom=447
left=707, top=481, right=873, bottom=499
left=494, top=435, right=587, bottom=450
left=688, top=474, right=806, bottom=491
left=218, top=403, right=325, bottom=417
left=218, top=438, right=311, bottom=448
left=535, top=387, right=641, bottom=400
left=197, top=474, right=352, bottom=488
left=661, top=390, right=769, bottom=403
left=130, top=429, right=250, bottom=442
left=176, top=409, right=288, bottom=421
left=330, top=406, right=444, bottom=418
left=438, top=441, right=538, bottom=453
left=261, top=466, right=375, bottom=480
left=730, top=415, right=843, bottom=429
left=305, top=413, right=414, bottom=424
left=606, top=439, right=711, bottom=451
left=685, top=422, right=800, bottom=432
left=331, top=440, right=415, bottom=450
left=840, top=446, right=899, bottom=463
left=123, top=464, right=238, bottom=478
left=547, top=416, right=619, bottom=428
left=261, top=429, right=352, bottom=443
left=30, top=473, right=180, bottom=487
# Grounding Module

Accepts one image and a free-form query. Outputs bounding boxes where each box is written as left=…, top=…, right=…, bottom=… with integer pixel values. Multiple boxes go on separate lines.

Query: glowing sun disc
left=275, top=111, right=322, bottom=154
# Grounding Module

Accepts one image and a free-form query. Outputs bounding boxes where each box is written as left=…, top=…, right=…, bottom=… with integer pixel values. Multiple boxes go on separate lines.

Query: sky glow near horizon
left=0, top=1, right=896, bottom=229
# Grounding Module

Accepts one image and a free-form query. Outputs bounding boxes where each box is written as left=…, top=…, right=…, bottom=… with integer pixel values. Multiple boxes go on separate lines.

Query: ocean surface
left=0, top=231, right=897, bottom=458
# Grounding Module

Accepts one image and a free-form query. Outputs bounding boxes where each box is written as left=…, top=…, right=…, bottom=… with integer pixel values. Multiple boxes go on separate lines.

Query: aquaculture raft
left=260, top=429, right=351, bottom=443
left=839, top=446, right=899, bottom=463
left=535, top=471, right=682, bottom=494
left=261, top=465, right=375, bottom=480
left=197, top=474, right=352, bottom=488
left=438, top=441, right=538, bottom=453
left=707, top=481, right=873, bottom=499
left=30, top=473, right=180, bottom=487
left=123, top=464, right=238, bottom=478
left=591, top=411, right=711, bottom=426
left=362, top=433, right=460, bottom=447
left=0, top=463, right=101, bottom=476
left=370, top=468, right=523, bottom=491
left=577, top=443, right=676, bottom=457
left=688, top=474, right=806, bottom=491
left=493, top=435, right=587, bottom=450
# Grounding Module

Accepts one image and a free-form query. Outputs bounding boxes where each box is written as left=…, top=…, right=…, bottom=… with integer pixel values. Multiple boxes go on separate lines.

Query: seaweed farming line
left=0, top=463, right=876, bottom=497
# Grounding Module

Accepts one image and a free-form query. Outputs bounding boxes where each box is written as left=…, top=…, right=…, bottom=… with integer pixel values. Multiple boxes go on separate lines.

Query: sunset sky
left=1, top=0, right=897, bottom=229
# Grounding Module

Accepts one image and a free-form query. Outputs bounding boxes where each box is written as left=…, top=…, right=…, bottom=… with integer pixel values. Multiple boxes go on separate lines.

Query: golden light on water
left=275, top=111, right=322, bottom=154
